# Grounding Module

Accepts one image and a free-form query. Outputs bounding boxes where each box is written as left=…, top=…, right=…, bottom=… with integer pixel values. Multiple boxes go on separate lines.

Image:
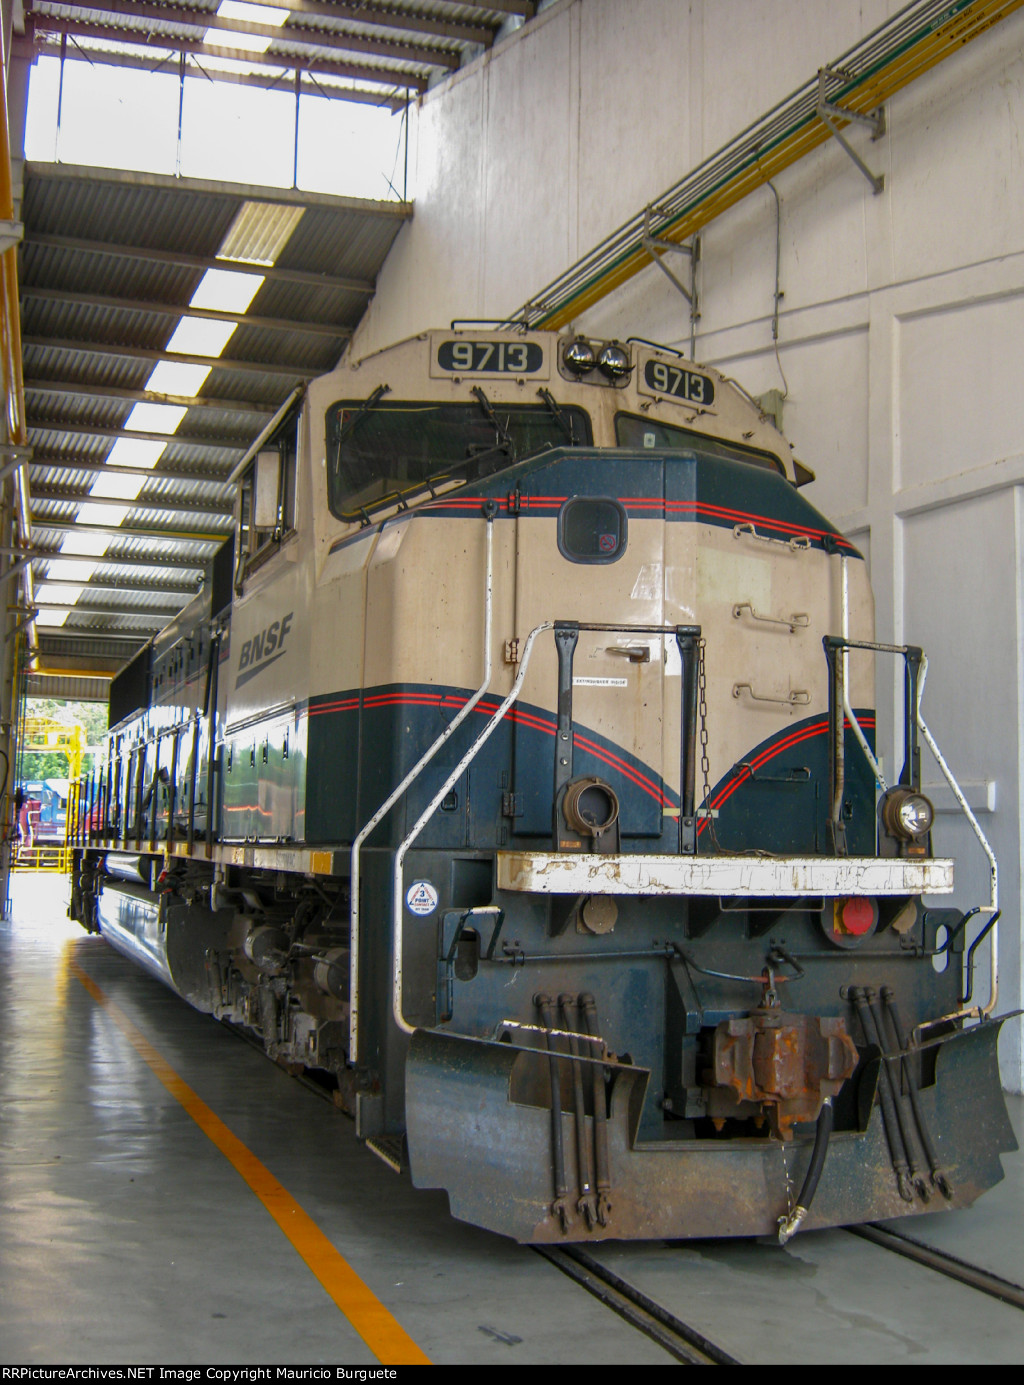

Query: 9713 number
left=644, top=359, right=715, bottom=405
left=437, top=339, right=543, bottom=374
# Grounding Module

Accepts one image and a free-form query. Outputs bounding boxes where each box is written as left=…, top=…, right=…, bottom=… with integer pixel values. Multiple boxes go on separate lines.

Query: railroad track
left=533, top=1244, right=739, bottom=1365
left=229, top=1027, right=1024, bottom=1356
left=544, top=1223, right=1024, bottom=1365
left=847, top=1222, right=1024, bottom=1312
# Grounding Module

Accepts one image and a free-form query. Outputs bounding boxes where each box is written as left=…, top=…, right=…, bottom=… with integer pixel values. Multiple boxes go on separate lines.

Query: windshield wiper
left=335, top=383, right=390, bottom=450
left=471, top=386, right=516, bottom=462
left=537, top=387, right=576, bottom=444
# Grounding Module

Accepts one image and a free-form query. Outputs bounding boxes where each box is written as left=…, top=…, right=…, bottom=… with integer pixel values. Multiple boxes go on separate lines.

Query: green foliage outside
left=20, top=697, right=109, bottom=784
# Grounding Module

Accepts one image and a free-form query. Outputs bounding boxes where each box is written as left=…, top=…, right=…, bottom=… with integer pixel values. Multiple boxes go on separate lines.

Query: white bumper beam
left=495, top=852, right=954, bottom=897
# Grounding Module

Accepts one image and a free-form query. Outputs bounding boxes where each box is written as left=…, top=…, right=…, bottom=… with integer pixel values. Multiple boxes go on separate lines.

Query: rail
left=823, top=630, right=999, bottom=1018
left=390, top=619, right=701, bottom=1038
left=391, top=619, right=553, bottom=1037
left=348, top=511, right=496, bottom=1063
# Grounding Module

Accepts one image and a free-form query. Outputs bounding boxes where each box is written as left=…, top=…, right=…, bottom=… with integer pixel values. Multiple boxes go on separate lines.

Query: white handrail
left=840, top=556, right=887, bottom=790
left=348, top=516, right=495, bottom=1061
left=391, top=621, right=554, bottom=1036
left=916, top=655, right=999, bottom=1017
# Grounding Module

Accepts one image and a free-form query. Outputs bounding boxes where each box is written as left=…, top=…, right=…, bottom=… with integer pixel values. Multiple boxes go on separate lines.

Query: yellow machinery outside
left=14, top=715, right=87, bottom=873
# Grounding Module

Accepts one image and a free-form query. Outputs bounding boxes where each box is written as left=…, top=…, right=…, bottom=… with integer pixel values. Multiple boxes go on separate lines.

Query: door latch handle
left=733, top=602, right=809, bottom=633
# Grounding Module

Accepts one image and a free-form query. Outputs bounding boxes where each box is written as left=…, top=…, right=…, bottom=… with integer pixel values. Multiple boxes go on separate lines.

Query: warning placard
left=405, top=880, right=439, bottom=916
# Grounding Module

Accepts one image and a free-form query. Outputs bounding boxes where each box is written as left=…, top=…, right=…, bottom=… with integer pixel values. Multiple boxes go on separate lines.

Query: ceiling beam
left=26, top=548, right=208, bottom=574
left=33, top=487, right=235, bottom=518
left=26, top=38, right=409, bottom=108
left=35, top=625, right=155, bottom=641
left=457, top=0, right=535, bottom=15
left=26, top=421, right=247, bottom=453
left=30, top=454, right=233, bottom=487
left=25, top=380, right=277, bottom=416
left=32, top=517, right=229, bottom=543
left=29, top=599, right=183, bottom=621
left=25, top=336, right=312, bottom=380
left=32, top=574, right=201, bottom=598
left=32, top=0, right=462, bottom=70
left=21, top=286, right=352, bottom=340
left=25, top=15, right=430, bottom=92
left=23, top=233, right=377, bottom=295
left=185, top=0, right=495, bottom=46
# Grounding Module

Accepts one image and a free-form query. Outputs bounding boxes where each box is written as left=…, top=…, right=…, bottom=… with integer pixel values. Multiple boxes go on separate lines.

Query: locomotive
left=68, top=327, right=1015, bottom=1244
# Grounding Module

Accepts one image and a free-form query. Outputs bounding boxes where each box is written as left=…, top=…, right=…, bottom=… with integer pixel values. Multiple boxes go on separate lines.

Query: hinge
left=502, top=791, right=523, bottom=819
left=504, top=637, right=520, bottom=665
left=507, top=485, right=522, bottom=515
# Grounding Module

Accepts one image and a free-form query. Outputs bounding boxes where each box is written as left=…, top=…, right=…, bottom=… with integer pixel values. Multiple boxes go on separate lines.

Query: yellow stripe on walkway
left=70, top=956, right=431, bottom=1366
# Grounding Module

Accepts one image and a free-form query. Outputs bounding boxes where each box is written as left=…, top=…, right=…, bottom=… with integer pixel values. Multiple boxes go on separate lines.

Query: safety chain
left=697, top=638, right=722, bottom=852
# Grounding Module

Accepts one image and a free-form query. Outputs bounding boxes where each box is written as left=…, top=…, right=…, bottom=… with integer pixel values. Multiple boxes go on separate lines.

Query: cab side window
left=235, top=403, right=300, bottom=590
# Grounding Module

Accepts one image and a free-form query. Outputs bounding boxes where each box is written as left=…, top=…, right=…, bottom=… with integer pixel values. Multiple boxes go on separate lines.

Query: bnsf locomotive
left=69, top=328, right=1015, bottom=1243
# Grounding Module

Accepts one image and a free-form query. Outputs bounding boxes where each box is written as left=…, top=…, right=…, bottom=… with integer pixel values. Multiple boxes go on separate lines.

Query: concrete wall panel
left=897, top=294, right=1024, bottom=491
left=355, top=0, right=1024, bottom=1088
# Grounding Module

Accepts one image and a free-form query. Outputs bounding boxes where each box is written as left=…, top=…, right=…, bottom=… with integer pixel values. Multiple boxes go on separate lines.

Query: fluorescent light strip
left=56, top=198, right=300, bottom=626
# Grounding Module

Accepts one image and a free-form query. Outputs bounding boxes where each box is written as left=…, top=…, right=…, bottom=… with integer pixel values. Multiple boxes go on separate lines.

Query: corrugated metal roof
left=21, top=0, right=535, bottom=107
left=24, top=672, right=113, bottom=701
left=17, top=159, right=409, bottom=675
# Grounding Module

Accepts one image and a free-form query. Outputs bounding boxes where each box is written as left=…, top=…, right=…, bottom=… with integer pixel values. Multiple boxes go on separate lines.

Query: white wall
left=353, top=0, right=1024, bottom=1090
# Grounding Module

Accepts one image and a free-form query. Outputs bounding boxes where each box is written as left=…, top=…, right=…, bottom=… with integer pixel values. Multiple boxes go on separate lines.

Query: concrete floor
left=2, top=874, right=1022, bottom=1365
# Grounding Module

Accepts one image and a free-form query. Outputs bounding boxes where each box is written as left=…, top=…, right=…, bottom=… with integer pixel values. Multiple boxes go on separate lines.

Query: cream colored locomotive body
left=223, top=328, right=875, bottom=842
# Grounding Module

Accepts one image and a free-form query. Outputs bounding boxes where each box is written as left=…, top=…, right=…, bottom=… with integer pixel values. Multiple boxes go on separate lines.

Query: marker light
left=597, top=342, right=632, bottom=379
left=563, top=337, right=597, bottom=375
left=881, top=788, right=934, bottom=840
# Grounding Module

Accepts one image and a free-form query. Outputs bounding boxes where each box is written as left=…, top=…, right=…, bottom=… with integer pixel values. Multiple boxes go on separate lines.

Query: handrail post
left=675, top=625, right=701, bottom=854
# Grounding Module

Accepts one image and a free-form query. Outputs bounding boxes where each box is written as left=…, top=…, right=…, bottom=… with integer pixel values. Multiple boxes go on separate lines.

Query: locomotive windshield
left=614, top=412, right=783, bottom=473
left=326, top=398, right=591, bottom=520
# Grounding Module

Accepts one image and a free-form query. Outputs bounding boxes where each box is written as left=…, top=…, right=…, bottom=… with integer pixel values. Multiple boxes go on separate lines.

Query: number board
left=434, top=339, right=545, bottom=376
left=640, top=358, right=715, bottom=406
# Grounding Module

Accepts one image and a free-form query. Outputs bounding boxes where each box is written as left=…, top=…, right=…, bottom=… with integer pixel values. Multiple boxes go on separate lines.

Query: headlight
left=597, top=342, right=632, bottom=379
left=881, top=787, right=934, bottom=840
left=563, top=777, right=620, bottom=837
left=563, top=337, right=596, bottom=375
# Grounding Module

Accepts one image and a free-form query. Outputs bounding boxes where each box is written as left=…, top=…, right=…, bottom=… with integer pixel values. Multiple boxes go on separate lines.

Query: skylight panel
left=52, top=561, right=99, bottom=585
left=191, top=268, right=265, bottom=314
left=219, top=202, right=305, bottom=265
left=106, top=437, right=167, bottom=470
left=124, top=402, right=189, bottom=435
left=34, top=582, right=80, bottom=605
left=146, top=361, right=212, bottom=396
left=90, top=471, right=147, bottom=502
left=167, top=317, right=237, bottom=359
left=35, top=606, right=70, bottom=628
left=77, top=503, right=131, bottom=529
left=60, top=533, right=110, bottom=559
left=214, top=2, right=289, bottom=55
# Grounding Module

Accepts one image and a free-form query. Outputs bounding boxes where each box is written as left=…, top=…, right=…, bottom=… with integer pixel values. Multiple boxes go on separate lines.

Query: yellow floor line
left=69, top=956, right=431, bottom=1366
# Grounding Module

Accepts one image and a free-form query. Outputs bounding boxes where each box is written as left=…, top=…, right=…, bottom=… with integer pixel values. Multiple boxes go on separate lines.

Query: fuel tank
left=96, top=866, right=230, bottom=1012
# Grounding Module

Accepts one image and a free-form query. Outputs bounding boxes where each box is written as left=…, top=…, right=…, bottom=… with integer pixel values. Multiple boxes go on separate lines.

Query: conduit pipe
left=0, top=25, right=36, bottom=659
left=348, top=512, right=495, bottom=1062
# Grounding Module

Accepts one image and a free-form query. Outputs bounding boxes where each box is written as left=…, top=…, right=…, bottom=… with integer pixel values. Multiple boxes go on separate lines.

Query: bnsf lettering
left=236, top=611, right=294, bottom=683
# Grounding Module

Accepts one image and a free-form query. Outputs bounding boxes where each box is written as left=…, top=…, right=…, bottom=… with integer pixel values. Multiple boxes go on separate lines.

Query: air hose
left=777, top=1096, right=834, bottom=1244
